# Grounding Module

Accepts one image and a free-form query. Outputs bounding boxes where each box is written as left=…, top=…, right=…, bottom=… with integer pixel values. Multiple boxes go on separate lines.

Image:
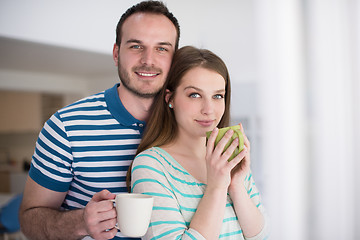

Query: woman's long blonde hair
left=126, top=46, right=232, bottom=191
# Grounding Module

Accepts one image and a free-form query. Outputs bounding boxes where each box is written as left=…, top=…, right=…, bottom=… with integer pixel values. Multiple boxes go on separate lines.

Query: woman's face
left=169, top=66, right=226, bottom=138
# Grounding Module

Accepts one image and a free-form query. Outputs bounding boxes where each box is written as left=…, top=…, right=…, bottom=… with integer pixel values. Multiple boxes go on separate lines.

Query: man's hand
left=84, top=190, right=118, bottom=240
left=20, top=177, right=118, bottom=240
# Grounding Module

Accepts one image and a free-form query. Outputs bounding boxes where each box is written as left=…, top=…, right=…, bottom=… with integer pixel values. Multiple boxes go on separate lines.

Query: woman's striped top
left=131, top=147, right=268, bottom=240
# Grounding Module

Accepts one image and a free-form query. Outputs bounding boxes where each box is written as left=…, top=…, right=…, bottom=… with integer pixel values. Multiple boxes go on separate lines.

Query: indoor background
left=0, top=0, right=359, bottom=239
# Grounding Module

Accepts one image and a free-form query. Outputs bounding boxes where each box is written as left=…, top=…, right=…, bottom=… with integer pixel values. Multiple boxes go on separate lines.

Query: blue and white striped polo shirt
left=29, top=83, right=145, bottom=211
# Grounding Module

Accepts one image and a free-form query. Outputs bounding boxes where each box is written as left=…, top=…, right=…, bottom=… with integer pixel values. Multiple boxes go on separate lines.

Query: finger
left=99, top=218, right=118, bottom=233
left=239, top=123, right=244, bottom=132
left=206, top=127, right=218, bottom=155
left=239, top=123, right=250, bottom=148
left=237, top=146, right=248, bottom=160
left=228, top=146, right=248, bottom=167
left=97, top=207, right=117, bottom=221
left=92, top=190, right=116, bottom=202
left=100, top=228, right=118, bottom=240
left=213, top=129, right=234, bottom=155
left=227, top=151, right=243, bottom=170
left=221, top=137, right=239, bottom=162
left=94, top=226, right=118, bottom=240
left=89, top=199, right=115, bottom=213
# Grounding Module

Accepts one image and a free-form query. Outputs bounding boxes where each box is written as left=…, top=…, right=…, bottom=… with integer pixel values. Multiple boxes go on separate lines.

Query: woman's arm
left=189, top=128, right=245, bottom=240
left=228, top=124, right=267, bottom=239
left=228, top=173, right=266, bottom=239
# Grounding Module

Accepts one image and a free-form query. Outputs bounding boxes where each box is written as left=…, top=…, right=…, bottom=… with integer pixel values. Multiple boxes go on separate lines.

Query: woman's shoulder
left=133, top=147, right=169, bottom=165
left=136, top=146, right=164, bottom=157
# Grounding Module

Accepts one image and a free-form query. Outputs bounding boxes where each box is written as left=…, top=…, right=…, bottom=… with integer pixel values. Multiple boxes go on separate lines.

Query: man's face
left=114, top=13, right=177, bottom=98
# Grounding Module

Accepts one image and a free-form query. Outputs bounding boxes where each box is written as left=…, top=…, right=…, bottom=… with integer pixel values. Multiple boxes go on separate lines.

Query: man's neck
left=117, top=84, right=154, bottom=122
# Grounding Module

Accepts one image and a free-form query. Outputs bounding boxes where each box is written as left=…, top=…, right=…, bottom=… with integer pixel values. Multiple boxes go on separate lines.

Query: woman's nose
left=201, top=99, right=214, bottom=115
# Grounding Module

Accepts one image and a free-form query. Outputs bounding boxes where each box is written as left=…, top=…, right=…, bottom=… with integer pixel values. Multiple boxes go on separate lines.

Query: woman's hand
left=229, top=123, right=251, bottom=193
left=205, top=127, right=243, bottom=191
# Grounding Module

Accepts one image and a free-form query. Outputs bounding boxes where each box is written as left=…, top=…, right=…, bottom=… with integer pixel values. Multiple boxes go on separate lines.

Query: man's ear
left=165, top=89, right=173, bottom=104
left=113, top=44, right=119, bottom=66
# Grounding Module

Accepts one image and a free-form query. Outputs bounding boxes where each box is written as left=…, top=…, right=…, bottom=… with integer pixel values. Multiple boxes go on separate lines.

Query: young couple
left=20, top=1, right=267, bottom=239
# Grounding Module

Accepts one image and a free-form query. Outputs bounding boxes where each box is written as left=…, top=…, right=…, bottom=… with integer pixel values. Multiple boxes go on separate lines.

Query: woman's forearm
left=189, top=187, right=228, bottom=240
left=229, top=186, right=264, bottom=238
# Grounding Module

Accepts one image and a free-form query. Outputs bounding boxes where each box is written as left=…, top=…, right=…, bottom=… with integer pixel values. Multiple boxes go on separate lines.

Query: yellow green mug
left=206, top=125, right=244, bottom=162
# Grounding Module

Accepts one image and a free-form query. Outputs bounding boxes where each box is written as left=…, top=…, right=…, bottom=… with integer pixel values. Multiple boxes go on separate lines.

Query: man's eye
left=213, top=94, right=224, bottom=99
left=131, top=45, right=142, bottom=49
left=189, top=93, right=200, bottom=98
left=157, top=47, right=168, bottom=52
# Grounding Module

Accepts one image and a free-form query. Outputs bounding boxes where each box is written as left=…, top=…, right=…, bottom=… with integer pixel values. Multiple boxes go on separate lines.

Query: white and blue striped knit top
left=131, top=147, right=268, bottom=240
left=29, top=83, right=145, bottom=211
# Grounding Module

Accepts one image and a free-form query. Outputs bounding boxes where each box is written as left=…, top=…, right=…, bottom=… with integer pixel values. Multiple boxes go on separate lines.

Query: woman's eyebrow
left=184, top=86, right=225, bottom=93
left=184, top=86, right=201, bottom=91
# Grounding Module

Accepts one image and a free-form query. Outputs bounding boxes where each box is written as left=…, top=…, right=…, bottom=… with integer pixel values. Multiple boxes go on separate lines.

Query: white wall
left=0, top=0, right=257, bottom=108
left=0, top=0, right=257, bottom=85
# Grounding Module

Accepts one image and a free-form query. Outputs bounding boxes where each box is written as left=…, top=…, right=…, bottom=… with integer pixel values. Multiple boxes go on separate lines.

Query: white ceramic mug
left=111, top=193, right=154, bottom=237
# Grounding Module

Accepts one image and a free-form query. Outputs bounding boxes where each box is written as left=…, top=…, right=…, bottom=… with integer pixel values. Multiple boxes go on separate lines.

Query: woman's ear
left=165, top=89, right=173, bottom=104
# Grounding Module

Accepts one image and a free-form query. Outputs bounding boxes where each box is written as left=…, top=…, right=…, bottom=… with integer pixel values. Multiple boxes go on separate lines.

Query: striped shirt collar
left=105, top=83, right=146, bottom=128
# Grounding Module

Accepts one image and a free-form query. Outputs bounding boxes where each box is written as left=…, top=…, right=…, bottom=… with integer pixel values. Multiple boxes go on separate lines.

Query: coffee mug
left=206, top=125, right=244, bottom=161
left=111, top=193, right=153, bottom=237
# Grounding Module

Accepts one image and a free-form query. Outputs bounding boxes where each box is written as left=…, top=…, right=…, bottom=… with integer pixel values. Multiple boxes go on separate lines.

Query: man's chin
left=129, top=88, right=159, bottom=99
left=137, top=92, right=157, bottom=99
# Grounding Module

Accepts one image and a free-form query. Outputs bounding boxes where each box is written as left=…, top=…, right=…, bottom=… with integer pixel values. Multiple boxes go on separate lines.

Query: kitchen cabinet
left=0, top=91, right=63, bottom=133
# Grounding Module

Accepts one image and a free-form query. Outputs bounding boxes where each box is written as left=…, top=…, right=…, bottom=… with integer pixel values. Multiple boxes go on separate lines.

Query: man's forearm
left=21, top=207, right=88, bottom=240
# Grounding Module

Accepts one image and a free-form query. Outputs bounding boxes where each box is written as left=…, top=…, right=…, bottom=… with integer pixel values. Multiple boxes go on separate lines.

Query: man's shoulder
left=58, top=91, right=107, bottom=115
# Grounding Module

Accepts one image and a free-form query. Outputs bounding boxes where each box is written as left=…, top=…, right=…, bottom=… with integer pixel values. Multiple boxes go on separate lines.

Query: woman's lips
left=196, top=120, right=215, bottom=127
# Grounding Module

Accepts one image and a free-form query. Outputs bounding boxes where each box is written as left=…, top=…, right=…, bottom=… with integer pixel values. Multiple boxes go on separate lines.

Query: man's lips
left=134, top=66, right=162, bottom=77
left=136, top=72, right=159, bottom=77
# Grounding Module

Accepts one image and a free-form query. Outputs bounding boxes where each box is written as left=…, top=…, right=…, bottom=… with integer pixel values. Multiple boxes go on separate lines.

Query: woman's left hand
left=228, top=123, right=251, bottom=192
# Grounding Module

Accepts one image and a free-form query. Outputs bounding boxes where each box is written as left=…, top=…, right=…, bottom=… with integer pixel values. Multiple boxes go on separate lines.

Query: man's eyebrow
left=158, top=41, right=173, bottom=47
left=126, top=39, right=142, bottom=44
left=125, top=39, right=173, bottom=47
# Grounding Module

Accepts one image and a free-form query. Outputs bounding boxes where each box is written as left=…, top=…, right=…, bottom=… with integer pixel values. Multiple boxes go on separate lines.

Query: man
left=19, top=1, right=180, bottom=240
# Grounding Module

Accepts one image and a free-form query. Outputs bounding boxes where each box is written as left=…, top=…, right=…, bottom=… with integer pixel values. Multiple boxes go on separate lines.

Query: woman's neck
left=164, top=131, right=207, bottom=161
left=162, top=132, right=208, bottom=184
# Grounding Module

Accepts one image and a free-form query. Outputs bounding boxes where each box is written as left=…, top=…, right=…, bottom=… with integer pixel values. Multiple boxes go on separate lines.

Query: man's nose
left=140, top=49, right=155, bottom=66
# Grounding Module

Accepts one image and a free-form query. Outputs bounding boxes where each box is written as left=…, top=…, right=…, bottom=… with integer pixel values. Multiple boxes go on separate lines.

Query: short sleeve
left=29, top=112, right=74, bottom=192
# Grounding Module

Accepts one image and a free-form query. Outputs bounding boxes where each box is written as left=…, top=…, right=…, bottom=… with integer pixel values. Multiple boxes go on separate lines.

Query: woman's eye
left=213, top=94, right=224, bottom=99
left=189, top=93, right=200, bottom=98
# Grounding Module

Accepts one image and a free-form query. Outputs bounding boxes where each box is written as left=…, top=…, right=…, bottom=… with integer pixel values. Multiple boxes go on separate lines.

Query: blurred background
left=0, top=0, right=359, bottom=239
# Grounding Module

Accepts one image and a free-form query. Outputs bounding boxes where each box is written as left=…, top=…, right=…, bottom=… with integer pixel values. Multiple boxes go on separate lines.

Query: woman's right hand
left=205, top=127, right=243, bottom=191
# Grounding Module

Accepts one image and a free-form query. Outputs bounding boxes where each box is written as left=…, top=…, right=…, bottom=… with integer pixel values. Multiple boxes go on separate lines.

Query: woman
left=129, top=46, right=268, bottom=239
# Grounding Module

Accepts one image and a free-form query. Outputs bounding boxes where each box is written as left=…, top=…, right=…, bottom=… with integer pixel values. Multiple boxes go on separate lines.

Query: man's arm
left=19, top=176, right=118, bottom=240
